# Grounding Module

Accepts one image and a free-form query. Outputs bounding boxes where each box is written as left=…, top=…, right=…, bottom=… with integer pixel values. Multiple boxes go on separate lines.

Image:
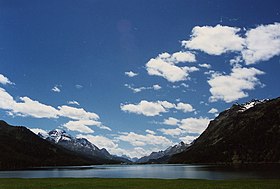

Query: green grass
left=0, top=178, right=280, bottom=189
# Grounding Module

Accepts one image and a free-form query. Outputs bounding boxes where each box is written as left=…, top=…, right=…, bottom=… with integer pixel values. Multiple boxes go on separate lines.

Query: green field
left=0, top=178, right=280, bottom=189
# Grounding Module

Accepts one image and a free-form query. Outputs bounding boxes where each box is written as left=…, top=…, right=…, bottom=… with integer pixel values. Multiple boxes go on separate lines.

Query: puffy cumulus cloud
left=117, top=132, right=173, bottom=148
left=199, top=63, right=211, bottom=69
left=159, top=117, right=210, bottom=135
left=0, top=74, right=14, bottom=85
left=146, top=58, right=190, bottom=82
left=158, top=51, right=196, bottom=63
left=158, top=128, right=183, bottom=137
left=163, top=117, right=180, bottom=126
left=208, top=108, right=218, bottom=114
left=121, top=100, right=166, bottom=116
left=125, top=84, right=161, bottom=93
left=8, top=96, right=59, bottom=119
left=67, top=100, right=80, bottom=106
left=146, top=51, right=198, bottom=82
left=58, top=105, right=99, bottom=120
left=77, top=134, right=118, bottom=152
left=182, top=23, right=280, bottom=65
left=51, top=86, right=61, bottom=93
left=0, top=87, right=105, bottom=134
left=182, top=25, right=244, bottom=55
left=120, top=100, right=194, bottom=116
left=175, top=102, right=195, bottom=113
left=208, top=66, right=265, bottom=103
left=125, top=71, right=138, bottom=77
left=242, top=23, right=280, bottom=65
left=179, top=117, right=210, bottom=134
left=179, top=135, right=198, bottom=144
left=152, top=84, right=161, bottom=90
left=63, top=120, right=102, bottom=133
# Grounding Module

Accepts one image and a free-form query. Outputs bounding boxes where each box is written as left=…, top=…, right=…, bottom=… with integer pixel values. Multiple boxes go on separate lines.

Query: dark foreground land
left=0, top=178, right=280, bottom=189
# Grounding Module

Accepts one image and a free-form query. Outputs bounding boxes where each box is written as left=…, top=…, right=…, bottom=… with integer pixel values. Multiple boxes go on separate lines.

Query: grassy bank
left=0, top=178, right=280, bottom=189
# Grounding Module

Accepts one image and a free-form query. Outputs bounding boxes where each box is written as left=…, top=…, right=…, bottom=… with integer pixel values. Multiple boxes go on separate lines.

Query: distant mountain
left=39, top=129, right=131, bottom=163
left=0, top=121, right=113, bottom=170
left=137, top=141, right=189, bottom=163
left=170, top=97, right=280, bottom=164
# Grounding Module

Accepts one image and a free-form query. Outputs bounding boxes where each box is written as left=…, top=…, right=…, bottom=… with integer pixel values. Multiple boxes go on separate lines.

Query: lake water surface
left=0, top=164, right=280, bottom=180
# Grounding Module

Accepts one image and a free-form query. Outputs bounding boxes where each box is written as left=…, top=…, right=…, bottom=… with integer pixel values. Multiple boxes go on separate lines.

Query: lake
left=0, top=164, right=280, bottom=180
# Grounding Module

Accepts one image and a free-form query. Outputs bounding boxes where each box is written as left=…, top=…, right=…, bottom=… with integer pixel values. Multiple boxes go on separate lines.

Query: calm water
left=0, top=164, right=280, bottom=180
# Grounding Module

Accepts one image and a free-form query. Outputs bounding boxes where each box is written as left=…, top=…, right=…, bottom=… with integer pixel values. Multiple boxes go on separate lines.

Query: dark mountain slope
left=170, top=97, right=280, bottom=164
left=0, top=121, right=115, bottom=170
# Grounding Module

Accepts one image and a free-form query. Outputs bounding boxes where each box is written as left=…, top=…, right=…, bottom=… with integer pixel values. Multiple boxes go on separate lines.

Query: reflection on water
left=0, top=164, right=280, bottom=180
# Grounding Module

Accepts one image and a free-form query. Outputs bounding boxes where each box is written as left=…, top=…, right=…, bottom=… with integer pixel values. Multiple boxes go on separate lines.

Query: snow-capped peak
left=48, top=129, right=72, bottom=143
left=238, top=99, right=268, bottom=112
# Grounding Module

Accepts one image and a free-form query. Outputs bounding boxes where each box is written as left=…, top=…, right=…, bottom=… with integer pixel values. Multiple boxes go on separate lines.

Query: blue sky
left=0, top=0, right=280, bottom=158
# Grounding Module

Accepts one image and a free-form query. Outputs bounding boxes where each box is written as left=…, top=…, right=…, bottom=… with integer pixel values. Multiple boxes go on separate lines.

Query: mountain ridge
left=169, top=97, right=280, bottom=164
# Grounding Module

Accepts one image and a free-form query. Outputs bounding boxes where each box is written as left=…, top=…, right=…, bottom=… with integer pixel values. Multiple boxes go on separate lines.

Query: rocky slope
left=170, top=97, right=280, bottom=164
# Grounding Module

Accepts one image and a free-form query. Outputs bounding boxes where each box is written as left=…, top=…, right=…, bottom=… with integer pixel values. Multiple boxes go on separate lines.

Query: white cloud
left=160, top=117, right=210, bottom=135
left=0, top=87, right=105, bottom=134
left=58, top=105, right=99, bottom=120
left=168, top=51, right=196, bottom=63
left=208, top=108, right=218, bottom=114
left=67, top=100, right=80, bottom=106
left=125, top=71, right=138, bottom=77
left=145, top=129, right=156, bottom=135
left=77, top=134, right=118, bottom=150
left=179, top=135, right=197, bottom=144
left=8, top=96, right=59, bottom=119
left=182, top=25, right=244, bottom=55
left=117, top=132, right=173, bottom=147
left=29, top=128, right=48, bottom=135
left=152, top=84, right=161, bottom=90
left=121, top=100, right=166, bottom=116
left=63, top=120, right=101, bottom=133
left=182, top=23, right=280, bottom=65
left=199, top=63, right=211, bottom=69
left=158, top=128, right=183, bottom=137
left=51, top=86, right=61, bottom=93
left=125, top=84, right=161, bottom=93
left=179, top=117, right=210, bottom=134
left=208, top=108, right=219, bottom=114
left=175, top=102, right=195, bottom=113
left=146, top=51, right=198, bottom=82
left=0, top=74, right=14, bottom=85
left=208, top=66, right=265, bottom=103
left=242, top=23, right=280, bottom=65
left=121, top=100, right=194, bottom=117
left=163, top=117, right=180, bottom=126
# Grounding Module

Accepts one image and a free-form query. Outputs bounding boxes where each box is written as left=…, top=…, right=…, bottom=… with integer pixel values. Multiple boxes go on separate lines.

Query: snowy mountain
left=137, top=141, right=190, bottom=163
left=0, top=121, right=113, bottom=170
left=237, top=99, right=269, bottom=112
left=39, top=129, right=131, bottom=163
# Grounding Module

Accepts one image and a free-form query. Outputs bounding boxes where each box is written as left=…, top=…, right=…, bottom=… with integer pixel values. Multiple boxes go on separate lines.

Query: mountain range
left=1, top=96, right=279, bottom=169
left=137, top=141, right=189, bottom=163
left=39, top=129, right=131, bottom=163
left=0, top=120, right=119, bottom=170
